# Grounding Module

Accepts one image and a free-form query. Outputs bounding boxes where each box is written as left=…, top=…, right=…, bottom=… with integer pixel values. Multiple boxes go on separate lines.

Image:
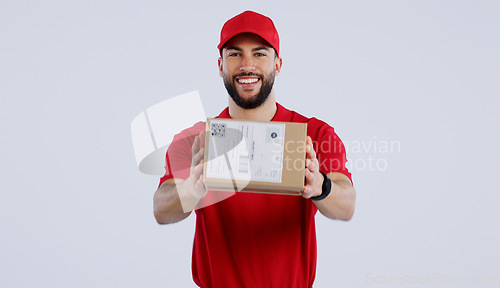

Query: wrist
left=310, top=171, right=331, bottom=201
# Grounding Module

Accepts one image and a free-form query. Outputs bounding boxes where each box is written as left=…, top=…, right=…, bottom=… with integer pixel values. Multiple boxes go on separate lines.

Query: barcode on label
left=211, top=123, right=226, bottom=137
left=238, top=154, right=249, bottom=174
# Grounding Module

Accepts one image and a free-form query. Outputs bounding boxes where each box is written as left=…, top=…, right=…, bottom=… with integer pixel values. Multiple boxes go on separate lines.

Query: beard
left=223, top=71, right=275, bottom=109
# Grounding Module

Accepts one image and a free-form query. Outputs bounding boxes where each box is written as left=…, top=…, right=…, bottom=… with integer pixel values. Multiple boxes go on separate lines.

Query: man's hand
left=299, top=136, right=356, bottom=220
left=301, top=136, right=323, bottom=199
left=186, top=133, right=207, bottom=198
left=177, top=133, right=207, bottom=211
left=153, top=132, right=209, bottom=224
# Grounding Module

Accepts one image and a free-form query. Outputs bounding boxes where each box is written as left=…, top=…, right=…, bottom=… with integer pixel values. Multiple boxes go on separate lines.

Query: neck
left=228, top=92, right=277, bottom=121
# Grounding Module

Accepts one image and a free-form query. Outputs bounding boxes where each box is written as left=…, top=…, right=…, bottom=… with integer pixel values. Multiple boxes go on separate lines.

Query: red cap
left=218, top=11, right=280, bottom=56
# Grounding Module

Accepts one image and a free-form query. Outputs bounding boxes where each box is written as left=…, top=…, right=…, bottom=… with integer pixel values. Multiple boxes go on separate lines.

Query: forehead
left=223, top=33, right=273, bottom=50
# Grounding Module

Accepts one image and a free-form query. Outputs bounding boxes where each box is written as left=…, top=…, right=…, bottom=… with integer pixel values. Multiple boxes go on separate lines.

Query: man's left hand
left=301, top=136, right=324, bottom=199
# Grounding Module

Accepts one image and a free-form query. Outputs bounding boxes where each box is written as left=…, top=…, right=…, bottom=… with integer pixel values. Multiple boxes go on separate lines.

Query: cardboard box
left=203, top=118, right=307, bottom=195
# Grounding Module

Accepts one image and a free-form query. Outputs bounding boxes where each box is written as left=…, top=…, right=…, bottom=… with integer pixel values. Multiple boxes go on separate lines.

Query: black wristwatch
left=310, top=171, right=331, bottom=201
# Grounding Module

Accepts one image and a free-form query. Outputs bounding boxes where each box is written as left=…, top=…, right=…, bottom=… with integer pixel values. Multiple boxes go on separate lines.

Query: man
left=153, top=10, right=356, bottom=288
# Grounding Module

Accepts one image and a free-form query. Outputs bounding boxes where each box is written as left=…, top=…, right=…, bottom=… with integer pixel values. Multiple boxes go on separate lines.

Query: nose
left=239, top=55, right=256, bottom=72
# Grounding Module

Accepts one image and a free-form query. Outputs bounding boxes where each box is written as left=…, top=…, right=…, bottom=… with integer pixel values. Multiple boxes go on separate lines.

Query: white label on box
left=206, top=120, right=285, bottom=183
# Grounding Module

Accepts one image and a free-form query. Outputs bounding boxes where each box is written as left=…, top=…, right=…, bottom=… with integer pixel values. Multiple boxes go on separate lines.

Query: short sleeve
left=314, top=123, right=352, bottom=184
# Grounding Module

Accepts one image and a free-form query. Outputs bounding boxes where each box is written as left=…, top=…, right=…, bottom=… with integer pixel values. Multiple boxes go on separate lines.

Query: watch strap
left=311, top=171, right=331, bottom=201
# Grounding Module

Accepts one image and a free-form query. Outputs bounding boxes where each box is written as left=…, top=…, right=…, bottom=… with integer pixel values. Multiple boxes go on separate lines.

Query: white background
left=1, top=0, right=499, bottom=287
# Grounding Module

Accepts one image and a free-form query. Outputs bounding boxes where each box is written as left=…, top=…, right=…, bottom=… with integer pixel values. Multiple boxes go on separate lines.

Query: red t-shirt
left=159, top=103, right=352, bottom=288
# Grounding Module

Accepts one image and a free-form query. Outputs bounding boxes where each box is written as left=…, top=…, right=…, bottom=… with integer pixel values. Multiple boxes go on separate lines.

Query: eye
left=255, top=52, right=266, bottom=57
left=228, top=52, right=241, bottom=57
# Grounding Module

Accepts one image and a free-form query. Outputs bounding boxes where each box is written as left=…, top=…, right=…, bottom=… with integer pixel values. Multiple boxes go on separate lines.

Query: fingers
left=302, top=169, right=315, bottom=199
left=305, top=136, right=316, bottom=160
left=302, top=136, right=324, bottom=199
left=188, top=133, right=207, bottom=199
left=189, top=147, right=204, bottom=177
left=193, top=173, right=207, bottom=199
left=192, top=146, right=204, bottom=166
left=304, top=167, right=315, bottom=184
left=192, top=135, right=200, bottom=155
left=191, top=133, right=205, bottom=169
left=302, top=168, right=323, bottom=199
left=198, top=131, right=206, bottom=149
left=186, top=160, right=206, bottom=200
left=192, top=132, right=206, bottom=151
left=305, top=136, right=321, bottom=175
left=177, top=166, right=207, bottom=212
left=305, top=158, right=319, bottom=173
left=191, top=160, right=204, bottom=180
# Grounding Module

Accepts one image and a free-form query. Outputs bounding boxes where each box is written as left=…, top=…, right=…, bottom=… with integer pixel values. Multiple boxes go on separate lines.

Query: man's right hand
left=181, top=133, right=207, bottom=201
left=153, top=132, right=207, bottom=224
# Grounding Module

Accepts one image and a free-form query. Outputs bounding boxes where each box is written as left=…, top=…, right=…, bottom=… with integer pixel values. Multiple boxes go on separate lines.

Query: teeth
left=238, top=78, right=258, bottom=84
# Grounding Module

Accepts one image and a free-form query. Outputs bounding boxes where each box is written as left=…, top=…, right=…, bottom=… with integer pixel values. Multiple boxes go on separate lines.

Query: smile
left=236, top=77, right=260, bottom=84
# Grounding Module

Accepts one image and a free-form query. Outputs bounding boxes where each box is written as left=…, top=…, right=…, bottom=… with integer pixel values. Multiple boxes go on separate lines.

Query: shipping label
left=206, top=119, right=285, bottom=183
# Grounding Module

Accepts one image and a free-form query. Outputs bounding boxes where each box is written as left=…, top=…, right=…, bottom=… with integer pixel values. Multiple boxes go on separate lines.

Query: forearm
left=313, top=173, right=356, bottom=221
left=153, top=180, right=197, bottom=224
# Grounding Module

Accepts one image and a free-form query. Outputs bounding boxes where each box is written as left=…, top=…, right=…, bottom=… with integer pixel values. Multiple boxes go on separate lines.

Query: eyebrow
left=225, top=46, right=271, bottom=52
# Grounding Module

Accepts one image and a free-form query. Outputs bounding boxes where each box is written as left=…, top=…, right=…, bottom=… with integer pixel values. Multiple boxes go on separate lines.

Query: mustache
left=233, top=72, right=263, bottom=80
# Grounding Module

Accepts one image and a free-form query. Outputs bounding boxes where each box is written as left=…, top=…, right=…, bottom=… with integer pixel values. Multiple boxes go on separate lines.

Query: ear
left=274, top=57, right=283, bottom=76
left=218, top=57, right=223, bottom=78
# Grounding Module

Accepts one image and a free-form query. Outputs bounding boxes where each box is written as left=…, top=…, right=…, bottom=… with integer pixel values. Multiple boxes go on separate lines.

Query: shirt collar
left=217, top=102, right=292, bottom=122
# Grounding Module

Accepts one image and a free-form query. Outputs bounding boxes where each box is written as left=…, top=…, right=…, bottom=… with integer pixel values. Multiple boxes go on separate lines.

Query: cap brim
left=217, top=30, right=275, bottom=53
